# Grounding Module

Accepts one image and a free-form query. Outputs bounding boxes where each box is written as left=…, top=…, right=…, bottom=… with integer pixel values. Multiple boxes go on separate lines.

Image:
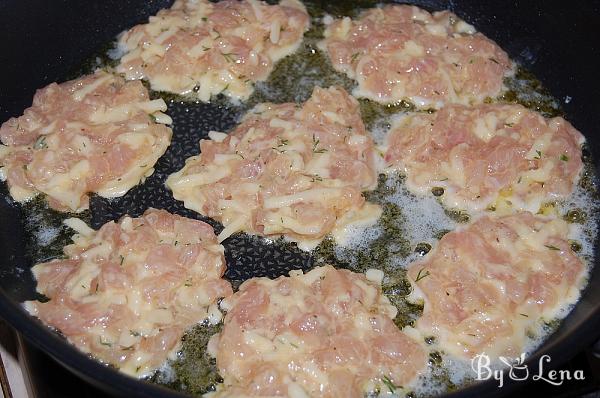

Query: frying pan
left=0, top=0, right=599, bottom=397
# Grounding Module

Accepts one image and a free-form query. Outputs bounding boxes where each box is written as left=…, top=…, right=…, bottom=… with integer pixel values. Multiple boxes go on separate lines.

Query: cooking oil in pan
left=11, top=1, right=599, bottom=396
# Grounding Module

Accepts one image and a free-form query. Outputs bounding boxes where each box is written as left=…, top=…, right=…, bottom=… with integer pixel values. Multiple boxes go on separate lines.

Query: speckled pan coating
left=89, top=98, right=314, bottom=284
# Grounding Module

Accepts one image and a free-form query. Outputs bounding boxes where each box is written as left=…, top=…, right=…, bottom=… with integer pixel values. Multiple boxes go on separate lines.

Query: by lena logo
left=471, top=353, right=585, bottom=387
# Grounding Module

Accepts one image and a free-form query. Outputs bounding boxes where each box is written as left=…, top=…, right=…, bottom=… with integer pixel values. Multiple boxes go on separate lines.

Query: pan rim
left=1, top=0, right=600, bottom=396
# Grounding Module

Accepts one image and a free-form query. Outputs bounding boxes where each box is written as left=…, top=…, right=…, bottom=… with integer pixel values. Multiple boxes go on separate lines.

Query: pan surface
left=0, top=0, right=599, bottom=397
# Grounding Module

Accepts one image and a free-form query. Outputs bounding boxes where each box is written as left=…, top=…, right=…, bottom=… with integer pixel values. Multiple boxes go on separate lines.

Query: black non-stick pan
left=0, top=1, right=599, bottom=397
